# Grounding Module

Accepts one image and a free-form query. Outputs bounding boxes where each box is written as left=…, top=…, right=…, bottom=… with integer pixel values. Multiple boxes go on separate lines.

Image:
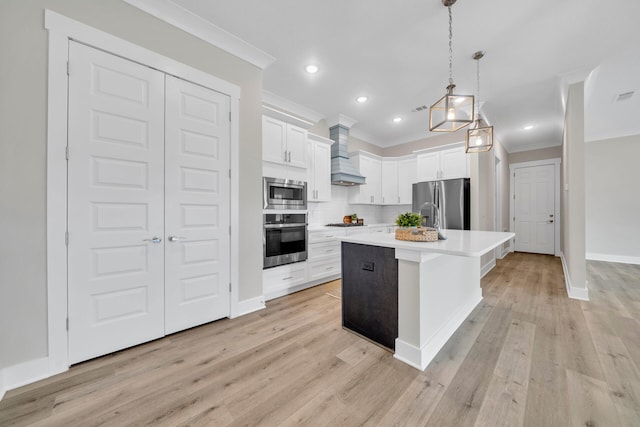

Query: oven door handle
left=264, top=223, right=307, bottom=229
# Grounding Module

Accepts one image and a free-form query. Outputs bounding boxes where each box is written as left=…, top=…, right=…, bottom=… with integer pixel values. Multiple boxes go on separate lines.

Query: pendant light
left=429, top=0, right=474, bottom=132
left=465, top=50, right=494, bottom=153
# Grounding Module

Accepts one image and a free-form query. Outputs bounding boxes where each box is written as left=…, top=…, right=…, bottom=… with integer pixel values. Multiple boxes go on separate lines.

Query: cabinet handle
left=325, top=249, right=334, bottom=253
left=382, top=197, right=385, bottom=203
left=326, top=267, right=334, bottom=271
left=288, top=151, right=291, bottom=163
left=282, top=276, right=293, bottom=281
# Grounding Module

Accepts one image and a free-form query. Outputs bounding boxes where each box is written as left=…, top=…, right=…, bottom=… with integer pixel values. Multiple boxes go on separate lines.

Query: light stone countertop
left=339, top=229, right=515, bottom=257
left=307, top=223, right=395, bottom=232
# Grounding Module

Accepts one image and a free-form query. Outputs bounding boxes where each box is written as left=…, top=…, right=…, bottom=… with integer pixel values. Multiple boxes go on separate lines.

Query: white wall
left=0, top=0, right=263, bottom=377
left=585, top=135, right=640, bottom=264
left=561, top=82, right=588, bottom=299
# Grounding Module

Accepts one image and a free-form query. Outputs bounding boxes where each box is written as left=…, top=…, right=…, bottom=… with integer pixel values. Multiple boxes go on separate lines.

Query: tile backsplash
left=307, top=185, right=412, bottom=226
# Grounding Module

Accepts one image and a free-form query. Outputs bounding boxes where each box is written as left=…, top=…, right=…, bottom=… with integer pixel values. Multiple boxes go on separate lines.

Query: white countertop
left=339, top=229, right=515, bottom=257
left=307, top=223, right=394, bottom=232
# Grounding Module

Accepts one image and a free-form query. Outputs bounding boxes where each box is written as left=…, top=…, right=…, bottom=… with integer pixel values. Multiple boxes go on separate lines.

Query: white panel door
left=164, top=76, right=230, bottom=334
left=67, top=41, right=165, bottom=364
left=514, top=164, right=555, bottom=254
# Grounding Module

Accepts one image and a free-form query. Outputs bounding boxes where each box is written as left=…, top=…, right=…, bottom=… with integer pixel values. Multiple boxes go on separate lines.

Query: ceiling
left=159, top=0, right=640, bottom=152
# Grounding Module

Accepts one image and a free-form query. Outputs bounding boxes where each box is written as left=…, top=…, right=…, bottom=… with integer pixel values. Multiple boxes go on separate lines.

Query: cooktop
left=325, top=223, right=365, bottom=227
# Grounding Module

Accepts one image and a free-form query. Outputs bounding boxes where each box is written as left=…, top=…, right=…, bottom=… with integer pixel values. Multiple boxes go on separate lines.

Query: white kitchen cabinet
left=307, top=133, right=332, bottom=202
left=262, top=116, right=307, bottom=168
left=263, top=262, right=308, bottom=301
left=398, top=156, right=417, bottom=204
left=306, top=229, right=345, bottom=286
left=416, top=151, right=440, bottom=182
left=349, top=152, right=382, bottom=204
left=439, top=146, right=469, bottom=179
left=381, top=160, right=399, bottom=205
left=416, top=145, right=469, bottom=182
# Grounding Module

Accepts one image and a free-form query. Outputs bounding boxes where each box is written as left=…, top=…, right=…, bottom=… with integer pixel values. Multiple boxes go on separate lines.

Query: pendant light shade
left=430, top=84, right=475, bottom=132
left=465, top=50, right=493, bottom=153
left=466, top=118, right=493, bottom=153
left=429, top=0, right=474, bottom=132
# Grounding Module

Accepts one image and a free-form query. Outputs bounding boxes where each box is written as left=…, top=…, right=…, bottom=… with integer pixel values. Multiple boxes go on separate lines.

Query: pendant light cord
left=448, top=6, right=453, bottom=86
left=476, top=56, right=480, bottom=120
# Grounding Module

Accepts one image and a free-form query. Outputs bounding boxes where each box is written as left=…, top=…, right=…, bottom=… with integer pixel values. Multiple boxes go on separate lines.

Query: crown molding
left=262, top=90, right=324, bottom=124
left=325, top=114, right=358, bottom=129
left=122, top=0, right=275, bottom=69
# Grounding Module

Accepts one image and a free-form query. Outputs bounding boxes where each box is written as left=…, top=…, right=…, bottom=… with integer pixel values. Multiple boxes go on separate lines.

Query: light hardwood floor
left=1, top=253, right=639, bottom=426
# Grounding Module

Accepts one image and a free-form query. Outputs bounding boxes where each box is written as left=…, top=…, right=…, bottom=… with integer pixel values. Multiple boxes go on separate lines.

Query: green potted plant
left=395, top=212, right=422, bottom=228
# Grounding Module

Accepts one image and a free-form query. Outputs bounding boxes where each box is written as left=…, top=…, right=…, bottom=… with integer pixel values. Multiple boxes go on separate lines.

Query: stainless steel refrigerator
left=412, top=178, right=470, bottom=230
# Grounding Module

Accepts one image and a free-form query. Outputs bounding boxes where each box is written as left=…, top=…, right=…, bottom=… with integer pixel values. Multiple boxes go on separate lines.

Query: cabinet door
left=416, top=152, right=440, bottom=182
left=398, top=157, right=417, bottom=204
left=262, top=116, right=287, bottom=165
left=360, top=155, right=382, bottom=204
left=440, top=146, right=469, bottom=179
left=286, top=124, right=308, bottom=168
left=313, top=141, right=332, bottom=201
left=381, top=160, right=399, bottom=205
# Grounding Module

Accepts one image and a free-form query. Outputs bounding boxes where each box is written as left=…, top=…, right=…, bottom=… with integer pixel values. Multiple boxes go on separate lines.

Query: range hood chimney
left=328, top=115, right=366, bottom=186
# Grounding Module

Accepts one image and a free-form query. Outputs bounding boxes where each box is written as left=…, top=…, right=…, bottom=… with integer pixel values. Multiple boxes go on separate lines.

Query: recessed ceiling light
left=356, top=96, right=368, bottom=103
left=524, top=125, right=534, bottom=130
left=393, top=117, right=403, bottom=123
left=305, top=64, right=319, bottom=74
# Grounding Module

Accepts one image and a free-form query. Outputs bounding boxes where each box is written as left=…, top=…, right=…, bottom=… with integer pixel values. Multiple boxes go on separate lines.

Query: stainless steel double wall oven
left=262, top=177, right=308, bottom=269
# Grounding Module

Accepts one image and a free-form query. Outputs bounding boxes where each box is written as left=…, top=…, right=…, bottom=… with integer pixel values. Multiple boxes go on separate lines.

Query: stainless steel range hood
left=329, top=123, right=366, bottom=186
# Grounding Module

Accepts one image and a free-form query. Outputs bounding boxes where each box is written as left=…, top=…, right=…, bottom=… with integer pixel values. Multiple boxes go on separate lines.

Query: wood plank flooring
left=1, top=253, right=639, bottom=426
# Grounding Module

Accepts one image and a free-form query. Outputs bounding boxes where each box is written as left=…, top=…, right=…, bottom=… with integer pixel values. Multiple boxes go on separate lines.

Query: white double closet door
left=67, top=41, right=230, bottom=364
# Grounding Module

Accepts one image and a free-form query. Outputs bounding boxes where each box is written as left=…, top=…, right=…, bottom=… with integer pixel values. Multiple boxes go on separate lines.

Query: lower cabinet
left=262, top=226, right=397, bottom=301
left=263, top=229, right=346, bottom=301
left=262, top=262, right=308, bottom=301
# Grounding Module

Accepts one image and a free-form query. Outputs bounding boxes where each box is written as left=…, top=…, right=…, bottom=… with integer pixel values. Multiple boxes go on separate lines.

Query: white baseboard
left=481, top=258, right=497, bottom=278
left=2, top=357, right=52, bottom=397
left=230, top=296, right=266, bottom=318
left=586, top=252, right=640, bottom=266
left=0, top=367, right=5, bottom=401
left=394, top=295, right=482, bottom=371
left=560, top=252, right=590, bottom=301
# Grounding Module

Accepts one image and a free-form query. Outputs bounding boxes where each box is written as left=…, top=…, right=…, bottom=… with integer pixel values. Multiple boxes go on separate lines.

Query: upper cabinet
left=349, top=152, right=416, bottom=205
left=381, top=160, right=399, bottom=205
left=307, top=133, right=332, bottom=202
left=416, top=145, right=469, bottom=182
left=349, top=152, right=382, bottom=205
left=397, top=156, right=417, bottom=204
left=262, top=116, right=307, bottom=169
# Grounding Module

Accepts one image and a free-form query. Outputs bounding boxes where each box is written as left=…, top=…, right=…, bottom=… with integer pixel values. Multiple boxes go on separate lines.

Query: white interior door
left=67, top=41, right=166, bottom=364
left=164, top=75, right=230, bottom=334
left=514, top=164, right=555, bottom=254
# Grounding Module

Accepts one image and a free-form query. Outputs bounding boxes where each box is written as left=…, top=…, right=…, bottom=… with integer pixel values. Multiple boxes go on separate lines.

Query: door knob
left=143, top=236, right=162, bottom=243
left=547, top=220, right=554, bottom=224
left=168, top=236, right=187, bottom=242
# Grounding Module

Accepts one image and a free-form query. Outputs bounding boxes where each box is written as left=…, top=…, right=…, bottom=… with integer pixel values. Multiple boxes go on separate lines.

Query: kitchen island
left=339, top=229, right=514, bottom=370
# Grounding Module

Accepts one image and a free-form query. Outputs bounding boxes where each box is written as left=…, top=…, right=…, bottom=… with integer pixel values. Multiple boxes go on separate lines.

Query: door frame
left=45, top=10, right=241, bottom=375
left=509, top=158, right=561, bottom=256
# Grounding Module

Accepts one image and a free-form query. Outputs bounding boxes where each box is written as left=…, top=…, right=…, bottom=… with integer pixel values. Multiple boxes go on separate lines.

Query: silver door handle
left=143, top=236, right=162, bottom=243
left=168, top=236, right=187, bottom=242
